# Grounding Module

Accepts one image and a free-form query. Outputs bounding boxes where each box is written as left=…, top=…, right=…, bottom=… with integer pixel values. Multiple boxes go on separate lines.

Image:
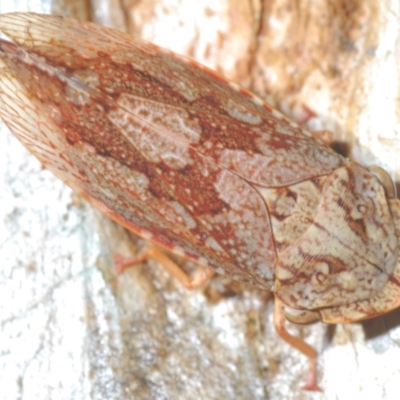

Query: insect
left=1, top=12, right=400, bottom=391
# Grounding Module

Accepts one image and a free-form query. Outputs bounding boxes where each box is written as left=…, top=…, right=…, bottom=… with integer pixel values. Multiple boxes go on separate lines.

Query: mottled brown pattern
left=275, top=163, right=399, bottom=311
left=319, top=198, right=400, bottom=323
left=259, top=178, right=325, bottom=251
left=1, top=14, right=400, bottom=385
left=0, top=14, right=344, bottom=186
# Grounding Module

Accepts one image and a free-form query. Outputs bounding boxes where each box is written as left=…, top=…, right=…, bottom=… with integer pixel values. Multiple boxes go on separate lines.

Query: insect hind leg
left=114, top=246, right=215, bottom=289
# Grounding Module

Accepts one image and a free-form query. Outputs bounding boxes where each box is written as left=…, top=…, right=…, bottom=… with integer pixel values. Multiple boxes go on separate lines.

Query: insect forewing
left=0, top=13, right=345, bottom=287
left=0, top=13, right=344, bottom=186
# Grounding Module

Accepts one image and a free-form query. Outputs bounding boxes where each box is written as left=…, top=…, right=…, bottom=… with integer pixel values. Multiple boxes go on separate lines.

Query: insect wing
left=0, top=13, right=344, bottom=187
left=0, top=13, right=273, bottom=286
left=0, top=13, right=344, bottom=287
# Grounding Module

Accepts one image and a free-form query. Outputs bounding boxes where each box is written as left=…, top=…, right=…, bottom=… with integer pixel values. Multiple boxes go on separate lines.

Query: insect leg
left=114, top=247, right=215, bottom=289
left=273, top=297, right=322, bottom=392
left=310, top=130, right=333, bottom=146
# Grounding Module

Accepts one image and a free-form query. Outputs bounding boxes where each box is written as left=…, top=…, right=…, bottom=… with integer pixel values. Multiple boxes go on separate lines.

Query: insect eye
left=368, top=165, right=397, bottom=199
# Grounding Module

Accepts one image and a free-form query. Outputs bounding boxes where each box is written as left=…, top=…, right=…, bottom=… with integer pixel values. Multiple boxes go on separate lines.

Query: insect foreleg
left=273, top=297, right=322, bottom=391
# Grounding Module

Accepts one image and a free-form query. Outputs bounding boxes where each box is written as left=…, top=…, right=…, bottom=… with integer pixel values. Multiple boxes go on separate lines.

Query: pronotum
left=1, top=13, right=399, bottom=391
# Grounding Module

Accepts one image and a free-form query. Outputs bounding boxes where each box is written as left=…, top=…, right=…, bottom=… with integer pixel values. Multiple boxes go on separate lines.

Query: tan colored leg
left=114, top=246, right=215, bottom=289
left=297, top=104, right=317, bottom=125
left=274, top=297, right=322, bottom=392
left=311, top=130, right=332, bottom=146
